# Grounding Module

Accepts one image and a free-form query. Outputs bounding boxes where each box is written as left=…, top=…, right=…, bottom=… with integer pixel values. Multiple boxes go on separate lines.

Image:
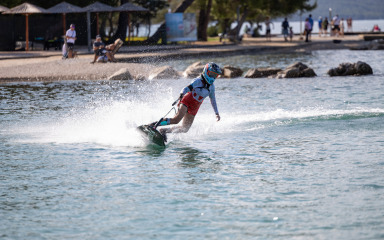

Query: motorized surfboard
left=137, top=125, right=166, bottom=147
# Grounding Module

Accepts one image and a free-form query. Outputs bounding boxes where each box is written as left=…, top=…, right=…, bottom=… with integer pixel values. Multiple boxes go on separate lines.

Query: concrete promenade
left=0, top=35, right=367, bottom=82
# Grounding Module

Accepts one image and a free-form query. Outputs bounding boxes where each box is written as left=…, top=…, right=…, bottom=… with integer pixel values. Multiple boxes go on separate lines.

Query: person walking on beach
left=318, top=16, right=323, bottom=36
left=308, top=14, right=314, bottom=40
left=289, top=27, right=294, bottom=41
left=340, top=18, right=345, bottom=37
left=322, top=17, right=329, bottom=36
left=149, top=62, right=222, bottom=139
left=281, top=18, right=289, bottom=41
left=265, top=17, right=274, bottom=41
left=304, top=18, right=311, bottom=42
left=65, top=24, right=77, bottom=58
left=332, top=15, right=340, bottom=37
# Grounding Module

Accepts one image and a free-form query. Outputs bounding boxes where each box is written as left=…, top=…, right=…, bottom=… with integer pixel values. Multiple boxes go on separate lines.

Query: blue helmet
left=202, top=62, right=222, bottom=85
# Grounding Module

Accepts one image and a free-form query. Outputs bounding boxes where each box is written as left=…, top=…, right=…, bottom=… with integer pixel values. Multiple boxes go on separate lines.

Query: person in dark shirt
left=91, top=35, right=116, bottom=63
left=282, top=18, right=289, bottom=41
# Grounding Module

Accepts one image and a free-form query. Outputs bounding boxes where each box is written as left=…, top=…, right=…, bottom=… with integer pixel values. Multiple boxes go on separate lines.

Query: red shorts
left=180, top=92, right=203, bottom=116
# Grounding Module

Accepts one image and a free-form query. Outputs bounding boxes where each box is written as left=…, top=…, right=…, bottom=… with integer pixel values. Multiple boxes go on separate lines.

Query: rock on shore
left=222, top=65, right=243, bottom=78
left=244, top=68, right=282, bottom=78
left=327, top=61, right=373, bottom=76
left=149, top=66, right=181, bottom=80
left=350, top=39, right=384, bottom=50
left=276, top=62, right=317, bottom=79
left=183, top=61, right=205, bottom=78
left=108, top=68, right=133, bottom=80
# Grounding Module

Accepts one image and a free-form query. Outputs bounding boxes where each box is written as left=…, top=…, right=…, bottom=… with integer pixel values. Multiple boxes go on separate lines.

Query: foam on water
left=11, top=96, right=384, bottom=148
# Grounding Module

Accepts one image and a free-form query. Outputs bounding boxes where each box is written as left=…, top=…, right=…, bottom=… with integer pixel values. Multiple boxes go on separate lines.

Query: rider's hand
left=216, top=114, right=221, bottom=122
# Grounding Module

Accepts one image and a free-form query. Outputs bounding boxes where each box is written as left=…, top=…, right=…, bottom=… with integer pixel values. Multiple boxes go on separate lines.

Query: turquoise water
left=1, top=50, right=384, bottom=239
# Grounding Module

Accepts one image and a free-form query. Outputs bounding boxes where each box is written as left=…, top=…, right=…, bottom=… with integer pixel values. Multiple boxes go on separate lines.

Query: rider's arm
left=209, top=85, right=219, bottom=116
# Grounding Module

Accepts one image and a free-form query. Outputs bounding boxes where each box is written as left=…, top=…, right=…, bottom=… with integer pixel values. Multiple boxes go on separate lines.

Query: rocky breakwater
left=244, top=62, right=316, bottom=79
left=221, top=65, right=243, bottom=78
left=183, top=62, right=205, bottom=78
left=351, top=39, right=384, bottom=50
left=327, top=61, right=373, bottom=77
left=275, top=62, right=316, bottom=79
left=148, top=66, right=181, bottom=80
left=244, top=68, right=282, bottom=78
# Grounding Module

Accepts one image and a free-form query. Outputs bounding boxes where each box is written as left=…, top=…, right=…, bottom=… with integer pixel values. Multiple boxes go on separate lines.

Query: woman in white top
left=65, top=24, right=77, bottom=58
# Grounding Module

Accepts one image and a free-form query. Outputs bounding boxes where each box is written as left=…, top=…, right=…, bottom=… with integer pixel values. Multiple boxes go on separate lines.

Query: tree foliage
left=0, top=0, right=118, bottom=8
left=210, top=0, right=316, bottom=37
left=0, top=0, right=318, bottom=43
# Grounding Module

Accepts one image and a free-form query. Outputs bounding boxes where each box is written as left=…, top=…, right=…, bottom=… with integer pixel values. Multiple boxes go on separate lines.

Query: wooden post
left=96, top=13, right=100, bottom=35
left=25, top=14, right=29, bottom=51
left=87, top=11, right=91, bottom=52
left=127, top=12, right=131, bottom=44
left=63, top=13, right=66, bottom=36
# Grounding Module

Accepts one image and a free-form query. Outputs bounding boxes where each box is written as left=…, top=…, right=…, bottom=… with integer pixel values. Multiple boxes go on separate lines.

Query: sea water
left=1, top=50, right=383, bottom=239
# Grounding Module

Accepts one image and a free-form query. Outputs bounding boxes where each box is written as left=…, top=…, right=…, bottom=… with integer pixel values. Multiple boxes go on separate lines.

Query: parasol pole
left=87, top=11, right=91, bottom=52
left=62, top=13, right=66, bottom=36
left=96, top=12, right=100, bottom=35
left=25, top=14, right=29, bottom=51
left=128, top=12, right=131, bottom=44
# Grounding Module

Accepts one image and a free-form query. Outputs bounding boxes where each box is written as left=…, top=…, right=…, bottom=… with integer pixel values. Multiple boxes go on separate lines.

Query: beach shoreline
left=0, top=35, right=369, bottom=83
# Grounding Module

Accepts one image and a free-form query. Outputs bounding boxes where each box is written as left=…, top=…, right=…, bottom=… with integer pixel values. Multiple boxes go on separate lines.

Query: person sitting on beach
left=91, top=35, right=116, bottom=63
left=347, top=18, right=353, bottom=32
left=372, top=24, right=381, bottom=32
left=148, top=62, right=222, bottom=140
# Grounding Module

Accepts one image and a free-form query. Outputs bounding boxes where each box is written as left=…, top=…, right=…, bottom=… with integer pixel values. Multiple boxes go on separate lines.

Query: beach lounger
left=110, top=38, right=123, bottom=55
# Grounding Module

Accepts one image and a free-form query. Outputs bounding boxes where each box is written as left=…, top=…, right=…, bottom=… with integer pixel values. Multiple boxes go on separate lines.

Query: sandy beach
left=0, top=35, right=365, bottom=82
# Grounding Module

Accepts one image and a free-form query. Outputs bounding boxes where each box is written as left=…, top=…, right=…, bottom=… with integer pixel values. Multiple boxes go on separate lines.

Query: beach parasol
left=115, top=2, right=148, bottom=12
left=3, top=2, right=48, bottom=51
left=83, top=1, right=116, bottom=36
left=0, top=4, right=10, bottom=12
left=115, top=2, right=148, bottom=42
left=47, top=1, right=84, bottom=36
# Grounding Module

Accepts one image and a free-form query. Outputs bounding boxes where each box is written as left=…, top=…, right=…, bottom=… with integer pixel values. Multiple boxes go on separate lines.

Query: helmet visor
left=207, top=70, right=219, bottom=79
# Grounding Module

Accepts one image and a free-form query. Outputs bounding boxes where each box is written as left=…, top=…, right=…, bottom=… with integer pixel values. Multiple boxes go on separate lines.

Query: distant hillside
left=293, top=0, right=384, bottom=20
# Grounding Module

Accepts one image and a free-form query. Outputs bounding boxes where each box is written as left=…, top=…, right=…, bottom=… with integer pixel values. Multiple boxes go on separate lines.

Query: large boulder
left=222, top=65, right=243, bottom=78
left=134, top=74, right=146, bottom=81
left=244, top=68, right=282, bottom=78
left=149, top=66, right=181, bottom=80
left=369, top=39, right=384, bottom=50
left=108, top=68, right=133, bottom=80
left=183, top=61, right=205, bottom=78
left=327, top=61, right=373, bottom=76
left=276, top=62, right=317, bottom=78
left=350, top=39, right=384, bottom=50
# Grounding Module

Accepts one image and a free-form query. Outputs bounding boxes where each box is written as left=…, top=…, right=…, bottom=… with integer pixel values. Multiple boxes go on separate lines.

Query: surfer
left=149, top=62, right=222, bottom=139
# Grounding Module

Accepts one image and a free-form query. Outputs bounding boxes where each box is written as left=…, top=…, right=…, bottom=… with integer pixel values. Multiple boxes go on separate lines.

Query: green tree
left=132, top=0, right=169, bottom=38
left=196, top=0, right=213, bottom=41
left=209, top=0, right=317, bottom=41
left=143, top=0, right=196, bottom=44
